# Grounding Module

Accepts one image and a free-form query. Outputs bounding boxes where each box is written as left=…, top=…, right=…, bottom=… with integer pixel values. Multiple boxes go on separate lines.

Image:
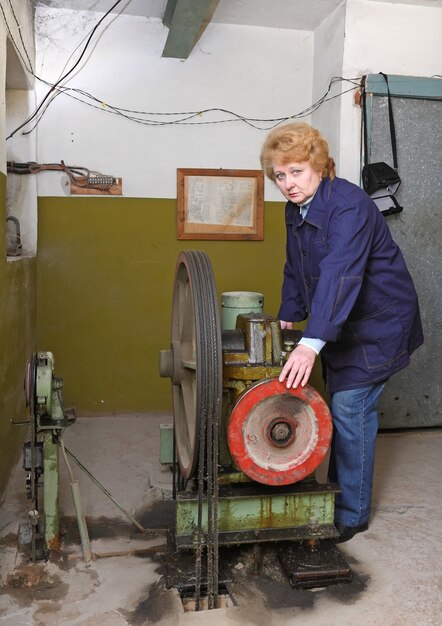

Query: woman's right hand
left=279, top=344, right=317, bottom=389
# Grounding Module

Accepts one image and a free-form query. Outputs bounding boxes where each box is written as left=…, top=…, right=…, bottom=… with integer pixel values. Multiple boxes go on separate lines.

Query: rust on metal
left=227, top=379, right=332, bottom=486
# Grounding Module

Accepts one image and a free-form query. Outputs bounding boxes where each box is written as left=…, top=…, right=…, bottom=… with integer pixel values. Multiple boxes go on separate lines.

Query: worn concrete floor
left=1, top=414, right=441, bottom=625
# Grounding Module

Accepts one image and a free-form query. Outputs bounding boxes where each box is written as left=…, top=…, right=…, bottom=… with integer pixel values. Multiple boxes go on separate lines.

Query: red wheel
left=227, top=379, right=332, bottom=486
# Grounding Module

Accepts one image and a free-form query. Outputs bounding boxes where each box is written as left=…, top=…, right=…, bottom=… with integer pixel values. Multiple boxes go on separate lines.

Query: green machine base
left=176, top=480, right=340, bottom=549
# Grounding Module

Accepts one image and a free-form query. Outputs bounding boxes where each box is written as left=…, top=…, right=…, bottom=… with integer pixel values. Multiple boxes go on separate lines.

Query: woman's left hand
left=279, top=344, right=317, bottom=389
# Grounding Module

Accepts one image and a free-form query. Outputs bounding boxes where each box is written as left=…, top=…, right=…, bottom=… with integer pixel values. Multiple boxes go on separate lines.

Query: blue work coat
left=278, top=176, right=423, bottom=392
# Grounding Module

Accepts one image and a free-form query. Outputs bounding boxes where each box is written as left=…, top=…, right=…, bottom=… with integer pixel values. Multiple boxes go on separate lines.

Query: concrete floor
left=0, top=413, right=441, bottom=625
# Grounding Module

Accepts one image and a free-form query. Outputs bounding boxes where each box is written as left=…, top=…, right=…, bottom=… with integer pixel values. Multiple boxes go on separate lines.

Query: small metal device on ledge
left=6, top=215, right=22, bottom=256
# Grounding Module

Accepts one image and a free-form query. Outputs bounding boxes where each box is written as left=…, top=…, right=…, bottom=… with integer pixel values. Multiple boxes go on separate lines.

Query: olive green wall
left=0, top=172, right=37, bottom=497
left=36, top=196, right=325, bottom=415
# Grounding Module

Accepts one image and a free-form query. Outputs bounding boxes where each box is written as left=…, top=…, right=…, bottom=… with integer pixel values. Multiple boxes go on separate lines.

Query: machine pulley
left=159, top=251, right=223, bottom=480
left=160, top=251, right=223, bottom=609
left=228, top=378, right=332, bottom=486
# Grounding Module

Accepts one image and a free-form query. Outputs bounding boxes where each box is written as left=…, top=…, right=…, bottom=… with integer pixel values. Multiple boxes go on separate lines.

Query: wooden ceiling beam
left=162, top=0, right=218, bottom=59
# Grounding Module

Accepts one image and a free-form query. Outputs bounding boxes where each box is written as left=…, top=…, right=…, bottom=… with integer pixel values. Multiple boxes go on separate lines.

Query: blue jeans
left=328, top=382, right=386, bottom=527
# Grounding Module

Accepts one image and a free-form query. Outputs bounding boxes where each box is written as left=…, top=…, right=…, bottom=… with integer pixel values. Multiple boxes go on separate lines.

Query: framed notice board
left=177, top=168, right=264, bottom=240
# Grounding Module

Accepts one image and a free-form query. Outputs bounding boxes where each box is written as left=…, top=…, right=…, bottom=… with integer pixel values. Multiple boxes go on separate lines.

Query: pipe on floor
left=70, top=480, right=92, bottom=562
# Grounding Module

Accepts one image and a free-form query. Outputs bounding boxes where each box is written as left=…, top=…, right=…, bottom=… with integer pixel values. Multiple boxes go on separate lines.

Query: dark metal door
left=367, top=82, right=442, bottom=428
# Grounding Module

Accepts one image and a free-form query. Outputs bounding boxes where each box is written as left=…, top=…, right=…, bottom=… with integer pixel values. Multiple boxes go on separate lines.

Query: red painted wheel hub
left=227, top=378, right=332, bottom=486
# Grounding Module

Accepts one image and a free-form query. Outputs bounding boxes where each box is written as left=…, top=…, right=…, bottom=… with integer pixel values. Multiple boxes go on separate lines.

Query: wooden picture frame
left=177, top=168, right=264, bottom=240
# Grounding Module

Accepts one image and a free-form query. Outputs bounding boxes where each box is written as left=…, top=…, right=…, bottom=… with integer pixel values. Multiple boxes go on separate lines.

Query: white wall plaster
left=311, top=2, right=346, bottom=170
left=6, top=90, right=38, bottom=255
left=1, top=0, right=37, bottom=255
left=1, top=0, right=35, bottom=169
left=340, top=0, right=442, bottom=184
left=6, top=1, right=440, bottom=204
left=33, top=8, right=314, bottom=200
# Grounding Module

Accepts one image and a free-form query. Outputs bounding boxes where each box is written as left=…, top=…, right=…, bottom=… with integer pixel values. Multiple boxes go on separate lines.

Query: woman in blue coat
left=260, top=123, right=423, bottom=542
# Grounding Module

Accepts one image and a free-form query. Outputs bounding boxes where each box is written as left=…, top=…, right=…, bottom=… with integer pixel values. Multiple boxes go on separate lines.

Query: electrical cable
left=5, top=0, right=124, bottom=139
left=21, top=77, right=361, bottom=134
left=0, top=0, right=33, bottom=74
left=1, top=0, right=362, bottom=135
left=53, top=74, right=360, bottom=121
left=7, top=0, right=33, bottom=71
left=7, top=160, right=118, bottom=192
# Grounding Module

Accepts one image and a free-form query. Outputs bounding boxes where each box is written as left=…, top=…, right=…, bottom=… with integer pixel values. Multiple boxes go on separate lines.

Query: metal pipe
left=63, top=446, right=146, bottom=533
left=59, top=437, right=92, bottom=562
left=70, top=480, right=92, bottom=562
left=43, top=432, right=60, bottom=551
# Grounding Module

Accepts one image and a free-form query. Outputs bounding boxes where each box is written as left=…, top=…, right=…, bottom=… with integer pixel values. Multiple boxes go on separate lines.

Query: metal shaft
left=64, top=446, right=146, bottom=533
left=43, top=432, right=60, bottom=550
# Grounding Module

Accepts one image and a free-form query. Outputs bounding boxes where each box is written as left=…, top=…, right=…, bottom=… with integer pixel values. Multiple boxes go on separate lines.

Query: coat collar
left=301, top=177, right=334, bottom=230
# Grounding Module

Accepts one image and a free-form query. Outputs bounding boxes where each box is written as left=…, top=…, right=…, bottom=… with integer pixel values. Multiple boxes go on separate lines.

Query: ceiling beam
left=162, top=0, right=218, bottom=59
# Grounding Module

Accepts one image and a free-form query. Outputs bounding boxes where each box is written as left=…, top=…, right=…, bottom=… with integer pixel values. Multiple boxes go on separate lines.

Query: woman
left=260, top=123, right=423, bottom=543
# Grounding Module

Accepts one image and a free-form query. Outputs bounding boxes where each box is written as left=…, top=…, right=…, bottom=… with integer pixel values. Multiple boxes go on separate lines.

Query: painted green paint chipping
left=365, top=74, right=442, bottom=99
left=0, top=172, right=37, bottom=499
left=176, top=491, right=335, bottom=535
left=36, top=195, right=325, bottom=415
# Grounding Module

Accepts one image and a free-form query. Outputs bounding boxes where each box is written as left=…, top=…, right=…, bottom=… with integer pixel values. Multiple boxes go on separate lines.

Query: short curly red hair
left=260, top=122, right=336, bottom=182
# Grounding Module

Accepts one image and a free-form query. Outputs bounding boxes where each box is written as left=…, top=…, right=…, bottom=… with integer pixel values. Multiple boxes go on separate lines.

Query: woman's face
left=272, top=161, right=322, bottom=204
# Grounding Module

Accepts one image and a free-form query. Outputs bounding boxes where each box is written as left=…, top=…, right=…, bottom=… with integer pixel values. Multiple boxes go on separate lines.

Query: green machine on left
left=23, top=352, right=76, bottom=560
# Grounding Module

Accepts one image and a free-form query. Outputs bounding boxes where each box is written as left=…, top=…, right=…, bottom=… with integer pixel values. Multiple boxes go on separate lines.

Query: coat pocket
left=349, top=304, right=408, bottom=370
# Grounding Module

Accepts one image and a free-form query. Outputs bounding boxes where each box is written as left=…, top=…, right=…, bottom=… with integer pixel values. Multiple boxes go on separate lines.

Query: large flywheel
left=160, top=251, right=223, bottom=480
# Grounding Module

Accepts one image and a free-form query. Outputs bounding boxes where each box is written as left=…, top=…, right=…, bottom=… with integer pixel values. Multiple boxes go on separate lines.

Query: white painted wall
left=339, top=0, right=442, bottom=184
left=11, top=1, right=440, bottom=206
left=311, top=2, right=346, bottom=168
left=34, top=7, right=314, bottom=201
left=1, top=0, right=37, bottom=255
left=6, top=90, right=38, bottom=255
left=1, top=0, right=35, bottom=169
